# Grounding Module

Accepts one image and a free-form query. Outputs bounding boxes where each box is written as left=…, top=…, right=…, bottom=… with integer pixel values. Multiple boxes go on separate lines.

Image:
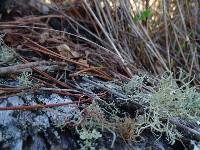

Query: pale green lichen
left=123, top=74, right=155, bottom=105
left=77, top=128, right=102, bottom=150
left=0, top=36, right=14, bottom=63
left=17, top=71, right=32, bottom=87
left=0, top=46, right=13, bottom=63
left=123, top=75, right=145, bottom=95
left=128, top=73, right=200, bottom=144
left=76, top=72, right=200, bottom=147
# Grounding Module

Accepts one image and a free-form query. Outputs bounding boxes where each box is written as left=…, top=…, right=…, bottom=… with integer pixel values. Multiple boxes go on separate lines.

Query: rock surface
left=0, top=94, right=78, bottom=149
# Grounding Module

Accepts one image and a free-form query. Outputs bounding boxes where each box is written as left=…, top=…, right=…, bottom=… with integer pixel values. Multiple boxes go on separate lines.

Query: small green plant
left=133, top=9, right=152, bottom=21
left=77, top=128, right=102, bottom=150
left=17, top=71, right=32, bottom=87
left=77, top=99, right=139, bottom=148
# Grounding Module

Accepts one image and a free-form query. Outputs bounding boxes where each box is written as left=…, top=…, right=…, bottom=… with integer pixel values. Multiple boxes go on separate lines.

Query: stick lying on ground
left=82, top=77, right=143, bottom=108
left=0, top=61, right=68, bottom=75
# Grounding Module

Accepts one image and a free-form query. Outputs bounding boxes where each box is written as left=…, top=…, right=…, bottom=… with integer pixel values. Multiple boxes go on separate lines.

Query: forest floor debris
left=0, top=0, right=199, bottom=149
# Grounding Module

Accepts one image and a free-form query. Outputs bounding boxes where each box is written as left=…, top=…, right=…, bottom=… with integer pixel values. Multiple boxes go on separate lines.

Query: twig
left=169, top=118, right=200, bottom=140
left=70, top=67, right=105, bottom=76
left=81, top=77, right=143, bottom=108
left=0, top=15, right=64, bottom=25
left=40, top=87, right=79, bottom=93
left=18, top=56, right=71, bottom=89
left=105, top=127, right=116, bottom=148
left=0, top=61, right=67, bottom=75
left=82, top=77, right=126, bottom=98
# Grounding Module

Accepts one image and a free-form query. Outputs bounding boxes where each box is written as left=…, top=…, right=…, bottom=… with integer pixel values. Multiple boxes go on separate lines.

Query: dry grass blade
left=83, top=0, right=133, bottom=77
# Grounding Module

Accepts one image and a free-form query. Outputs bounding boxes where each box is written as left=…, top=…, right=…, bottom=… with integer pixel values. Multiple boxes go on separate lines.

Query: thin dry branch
left=0, top=61, right=67, bottom=75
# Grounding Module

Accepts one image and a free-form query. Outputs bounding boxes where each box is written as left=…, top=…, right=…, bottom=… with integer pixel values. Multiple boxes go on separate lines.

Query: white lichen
left=17, top=71, right=32, bottom=87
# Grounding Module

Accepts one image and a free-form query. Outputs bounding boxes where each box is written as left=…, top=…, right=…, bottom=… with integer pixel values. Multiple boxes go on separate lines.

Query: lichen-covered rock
left=0, top=94, right=78, bottom=149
